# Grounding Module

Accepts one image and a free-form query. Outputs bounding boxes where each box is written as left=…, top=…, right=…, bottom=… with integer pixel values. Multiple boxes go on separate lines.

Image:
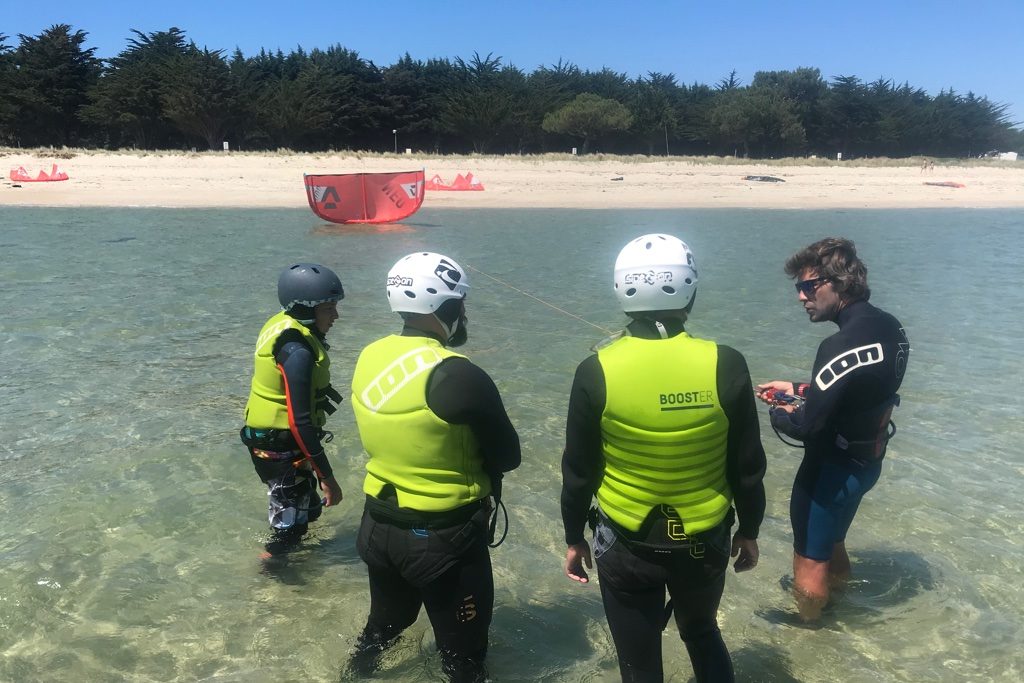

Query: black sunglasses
left=795, top=276, right=830, bottom=295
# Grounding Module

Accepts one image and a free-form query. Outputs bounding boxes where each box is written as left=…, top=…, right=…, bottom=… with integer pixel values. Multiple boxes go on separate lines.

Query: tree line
left=1, top=24, right=1021, bottom=159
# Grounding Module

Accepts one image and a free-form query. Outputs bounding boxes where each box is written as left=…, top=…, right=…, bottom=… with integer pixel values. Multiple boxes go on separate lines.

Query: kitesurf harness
left=767, top=390, right=900, bottom=461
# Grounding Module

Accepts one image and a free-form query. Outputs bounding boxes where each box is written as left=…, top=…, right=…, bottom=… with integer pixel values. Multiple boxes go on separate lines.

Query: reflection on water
left=1, top=207, right=1023, bottom=682
left=312, top=221, right=417, bottom=235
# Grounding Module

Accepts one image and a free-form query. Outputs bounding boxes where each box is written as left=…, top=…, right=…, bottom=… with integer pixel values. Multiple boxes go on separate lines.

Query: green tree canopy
left=81, top=28, right=190, bottom=148
left=160, top=46, right=243, bottom=149
left=9, top=24, right=101, bottom=146
left=0, top=34, right=15, bottom=143
left=542, top=92, right=633, bottom=153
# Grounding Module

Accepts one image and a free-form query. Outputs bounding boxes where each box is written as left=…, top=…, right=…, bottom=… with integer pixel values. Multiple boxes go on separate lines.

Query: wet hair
left=785, top=237, right=870, bottom=302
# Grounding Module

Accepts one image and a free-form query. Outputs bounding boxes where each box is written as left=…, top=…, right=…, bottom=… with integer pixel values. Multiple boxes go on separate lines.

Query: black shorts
left=356, top=503, right=494, bottom=658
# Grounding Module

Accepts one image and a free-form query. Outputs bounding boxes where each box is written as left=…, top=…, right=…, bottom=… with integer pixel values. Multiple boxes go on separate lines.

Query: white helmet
left=386, top=251, right=470, bottom=314
left=613, top=234, right=698, bottom=312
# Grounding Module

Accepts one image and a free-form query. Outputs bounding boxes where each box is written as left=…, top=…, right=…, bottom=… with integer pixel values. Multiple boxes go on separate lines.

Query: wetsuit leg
left=251, top=452, right=320, bottom=554
left=669, top=573, right=732, bottom=683
left=791, top=457, right=882, bottom=561
left=666, top=523, right=734, bottom=683
left=349, top=514, right=423, bottom=677
left=421, top=537, right=493, bottom=683
left=596, top=541, right=666, bottom=683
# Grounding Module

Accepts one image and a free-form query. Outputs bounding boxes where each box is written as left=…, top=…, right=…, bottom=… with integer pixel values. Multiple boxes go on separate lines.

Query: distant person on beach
left=560, top=234, right=766, bottom=682
left=240, top=263, right=345, bottom=557
left=346, top=252, right=520, bottom=683
left=756, top=238, right=909, bottom=621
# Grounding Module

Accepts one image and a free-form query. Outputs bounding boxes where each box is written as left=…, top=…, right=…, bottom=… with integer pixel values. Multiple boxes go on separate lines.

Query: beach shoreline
left=2, top=149, right=1022, bottom=210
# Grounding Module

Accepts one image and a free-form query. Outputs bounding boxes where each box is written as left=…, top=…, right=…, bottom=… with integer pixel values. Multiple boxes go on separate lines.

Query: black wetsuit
left=561, top=318, right=766, bottom=683
left=244, top=327, right=337, bottom=548
left=352, top=328, right=521, bottom=683
left=771, top=299, right=909, bottom=560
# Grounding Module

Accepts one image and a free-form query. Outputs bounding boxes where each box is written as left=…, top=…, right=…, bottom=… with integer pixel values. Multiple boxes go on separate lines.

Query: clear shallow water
left=1, top=206, right=1022, bottom=682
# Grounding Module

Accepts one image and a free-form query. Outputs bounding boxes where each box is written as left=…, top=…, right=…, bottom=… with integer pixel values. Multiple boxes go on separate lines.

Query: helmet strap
left=433, top=312, right=456, bottom=340
left=654, top=320, right=669, bottom=339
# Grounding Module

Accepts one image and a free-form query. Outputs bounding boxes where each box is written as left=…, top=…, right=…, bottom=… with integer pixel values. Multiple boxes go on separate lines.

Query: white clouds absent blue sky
left=6, top=1, right=1023, bottom=126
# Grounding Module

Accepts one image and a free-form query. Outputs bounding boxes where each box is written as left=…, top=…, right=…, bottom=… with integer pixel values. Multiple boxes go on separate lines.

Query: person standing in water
left=561, top=234, right=766, bottom=683
left=240, top=263, right=345, bottom=557
left=347, top=251, right=520, bottom=683
left=756, top=237, right=909, bottom=621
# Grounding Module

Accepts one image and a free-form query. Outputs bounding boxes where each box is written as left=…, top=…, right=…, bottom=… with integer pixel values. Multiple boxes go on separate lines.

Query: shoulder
left=716, top=344, right=748, bottom=367
left=577, top=353, right=601, bottom=374
left=275, top=329, right=313, bottom=358
left=435, top=355, right=497, bottom=388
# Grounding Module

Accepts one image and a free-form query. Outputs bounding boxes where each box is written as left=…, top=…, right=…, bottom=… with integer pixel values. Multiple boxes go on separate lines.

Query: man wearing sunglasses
left=756, top=237, right=910, bottom=622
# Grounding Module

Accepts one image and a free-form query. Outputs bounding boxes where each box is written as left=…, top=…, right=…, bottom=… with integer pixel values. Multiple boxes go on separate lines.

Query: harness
left=766, top=390, right=900, bottom=462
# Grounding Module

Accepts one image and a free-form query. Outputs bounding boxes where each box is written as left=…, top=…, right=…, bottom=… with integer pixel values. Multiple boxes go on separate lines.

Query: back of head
left=386, top=251, right=470, bottom=314
left=785, top=237, right=870, bottom=301
left=278, top=263, right=345, bottom=322
left=614, top=233, right=698, bottom=317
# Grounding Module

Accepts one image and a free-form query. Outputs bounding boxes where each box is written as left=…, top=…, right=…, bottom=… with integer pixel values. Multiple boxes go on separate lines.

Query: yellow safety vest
left=351, top=335, right=489, bottom=512
left=596, top=333, right=732, bottom=535
left=244, top=312, right=332, bottom=430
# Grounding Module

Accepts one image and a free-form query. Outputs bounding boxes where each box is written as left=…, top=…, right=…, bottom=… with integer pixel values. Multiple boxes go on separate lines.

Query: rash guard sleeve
left=560, top=354, right=605, bottom=546
left=275, top=335, right=333, bottom=478
left=717, top=345, right=767, bottom=539
left=426, top=357, right=521, bottom=496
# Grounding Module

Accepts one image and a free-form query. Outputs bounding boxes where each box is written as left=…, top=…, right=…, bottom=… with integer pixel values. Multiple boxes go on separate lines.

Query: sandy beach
left=2, top=150, right=1022, bottom=210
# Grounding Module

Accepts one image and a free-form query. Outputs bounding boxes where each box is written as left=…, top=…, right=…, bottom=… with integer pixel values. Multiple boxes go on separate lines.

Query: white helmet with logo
left=386, top=251, right=470, bottom=314
left=613, top=234, right=698, bottom=313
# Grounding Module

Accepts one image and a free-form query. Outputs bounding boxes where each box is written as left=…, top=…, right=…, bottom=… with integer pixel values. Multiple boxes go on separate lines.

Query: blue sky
left=6, top=0, right=1023, bottom=127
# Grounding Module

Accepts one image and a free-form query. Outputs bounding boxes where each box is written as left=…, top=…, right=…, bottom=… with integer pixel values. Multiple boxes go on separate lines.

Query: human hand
left=757, top=382, right=794, bottom=403
left=755, top=381, right=795, bottom=405
left=564, top=542, right=593, bottom=583
left=321, top=476, right=343, bottom=507
left=731, top=533, right=759, bottom=572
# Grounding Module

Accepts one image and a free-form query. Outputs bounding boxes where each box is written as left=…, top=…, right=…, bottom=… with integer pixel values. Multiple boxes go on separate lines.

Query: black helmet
left=278, top=263, right=344, bottom=312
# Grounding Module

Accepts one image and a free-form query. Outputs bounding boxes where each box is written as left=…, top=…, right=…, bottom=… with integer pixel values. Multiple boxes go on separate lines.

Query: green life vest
left=351, top=335, right=488, bottom=512
left=244, top=312, right=332, bottom=430
left=596, top=333, right=731, bottom=535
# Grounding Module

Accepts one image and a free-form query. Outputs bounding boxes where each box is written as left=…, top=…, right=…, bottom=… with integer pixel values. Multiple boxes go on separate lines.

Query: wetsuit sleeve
left=560, top=354, right=605, bottom=546
left=769, top=335, right=849, bottom=446
left=717, top=345, right=767, bottom=539
left=275, top=335, right=333, bottom=478
left=427, top=357, right=521, bottom=490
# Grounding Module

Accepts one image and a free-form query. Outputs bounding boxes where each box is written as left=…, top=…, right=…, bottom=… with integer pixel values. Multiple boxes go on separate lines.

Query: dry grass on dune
left=1, top=145, right=1020, bottom=170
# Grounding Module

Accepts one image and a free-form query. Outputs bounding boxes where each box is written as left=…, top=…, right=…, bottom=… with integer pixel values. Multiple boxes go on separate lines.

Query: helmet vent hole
left=662, top=286, right=675, bottom=294
left=404, top=291, right=416, bottom=299
left=684, top=278, right=692, bottom=284
left=625, top=287, right=637, bottom=297
left=644, top=242, right=653, bottom=250
left=426, top=288, right=437, bottom=294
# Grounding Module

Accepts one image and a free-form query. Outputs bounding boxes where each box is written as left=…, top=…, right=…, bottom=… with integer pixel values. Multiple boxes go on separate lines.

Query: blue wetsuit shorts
left=790, top=456, right=882, bottom=561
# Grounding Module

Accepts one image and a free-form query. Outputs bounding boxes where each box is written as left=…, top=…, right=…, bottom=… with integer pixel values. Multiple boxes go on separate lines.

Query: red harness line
left=278, top=362, right=328, bottom=482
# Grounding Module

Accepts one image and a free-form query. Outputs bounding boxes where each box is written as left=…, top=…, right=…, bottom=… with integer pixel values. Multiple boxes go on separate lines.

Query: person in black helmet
left=241, top=263, right=346, bottom=557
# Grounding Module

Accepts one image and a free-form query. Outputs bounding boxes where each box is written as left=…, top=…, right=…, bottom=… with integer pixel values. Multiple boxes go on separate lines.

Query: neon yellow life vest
left=244, top=312, right=332, bottom=430
left=596, top=333, right=731, bottom=535
left=351, top=335, right=488, bottom=512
